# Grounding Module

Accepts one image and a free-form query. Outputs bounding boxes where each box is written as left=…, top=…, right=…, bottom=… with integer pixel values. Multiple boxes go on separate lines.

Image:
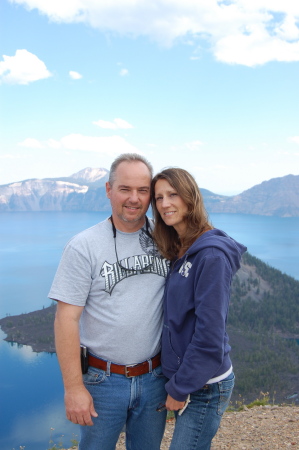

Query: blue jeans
left=170, top=372, right=235, bottom=450
left=80, top=364, right=167, bottom=450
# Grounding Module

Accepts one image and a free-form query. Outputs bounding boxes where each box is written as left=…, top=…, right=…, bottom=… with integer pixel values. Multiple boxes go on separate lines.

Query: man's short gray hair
left=109, top=153, right=153, bottom=185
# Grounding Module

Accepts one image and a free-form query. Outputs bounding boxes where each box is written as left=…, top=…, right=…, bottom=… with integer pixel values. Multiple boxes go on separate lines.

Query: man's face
left=106, top=161, right=151, bottom=232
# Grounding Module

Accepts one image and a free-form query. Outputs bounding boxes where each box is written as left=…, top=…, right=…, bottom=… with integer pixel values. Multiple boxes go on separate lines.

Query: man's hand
left=65, top=385, right=98, bottom=426
left=165, top=394, right=186, bottom=411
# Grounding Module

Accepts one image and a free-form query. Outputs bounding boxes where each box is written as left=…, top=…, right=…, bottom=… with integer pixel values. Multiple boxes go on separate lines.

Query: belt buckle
left=125, top=364, right=136, bottom=378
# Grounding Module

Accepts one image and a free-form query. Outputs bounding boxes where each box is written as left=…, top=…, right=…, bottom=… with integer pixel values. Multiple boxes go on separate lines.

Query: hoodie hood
left=185, top=228, right=247, bottom=274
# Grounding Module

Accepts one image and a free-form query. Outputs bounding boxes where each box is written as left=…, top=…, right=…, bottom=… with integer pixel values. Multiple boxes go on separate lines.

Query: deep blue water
left=0, top=211, right=299, bottom=449
left=0, top=328, right=78, bottom=450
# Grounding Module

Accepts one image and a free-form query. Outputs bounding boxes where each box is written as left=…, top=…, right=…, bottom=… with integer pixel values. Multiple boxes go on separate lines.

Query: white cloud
left=19, top=138, right=45, bottom=148
left=119, top=68, right=129, bottom=76
left=7, top=342, right=37, bottom=361
left=46, top=138, right=62, bottom=149
left=59, top=134, right=137, bottom=154
left=18, top=133, right=139, bottom=154
left=114, top=118, right=133, bottom=128
left=214, top=24, right=299, bottom=66
left=288, top=136, right=299, bottom=145
left=93, top=118, right=134, bottom=129
left=69, top=70, right=82, bottom=79
left=185, top=140, right=204, bottom=151
left=0, top=49, right=52, bottom=85
left=93, top=120, right=117, bottom=130
left=0, top=154, right=23, bottom=159
left=9, top=0, right=299, bottom=66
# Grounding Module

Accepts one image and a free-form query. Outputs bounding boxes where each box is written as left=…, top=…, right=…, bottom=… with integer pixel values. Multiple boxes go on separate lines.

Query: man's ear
left=106, top=181, right=111, bottom=199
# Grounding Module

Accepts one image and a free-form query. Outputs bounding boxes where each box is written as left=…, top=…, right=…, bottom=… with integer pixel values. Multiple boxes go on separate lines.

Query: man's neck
left=109, top=215, right=146, bottom=233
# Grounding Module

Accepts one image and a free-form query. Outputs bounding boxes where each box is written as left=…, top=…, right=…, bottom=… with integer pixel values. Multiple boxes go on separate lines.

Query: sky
left=0, top=0, right=298, bottom=195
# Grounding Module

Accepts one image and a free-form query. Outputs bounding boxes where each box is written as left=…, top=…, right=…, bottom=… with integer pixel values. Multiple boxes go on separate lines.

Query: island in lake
left=0, top=304, right=56, bottom=353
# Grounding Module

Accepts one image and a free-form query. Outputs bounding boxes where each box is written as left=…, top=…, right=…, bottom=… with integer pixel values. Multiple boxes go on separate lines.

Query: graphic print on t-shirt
left=100, top=228, right=169, bottom=294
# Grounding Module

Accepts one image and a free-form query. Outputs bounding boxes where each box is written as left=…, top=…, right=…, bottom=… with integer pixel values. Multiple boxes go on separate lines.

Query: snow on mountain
left=70, top=167, right=109, bottom=183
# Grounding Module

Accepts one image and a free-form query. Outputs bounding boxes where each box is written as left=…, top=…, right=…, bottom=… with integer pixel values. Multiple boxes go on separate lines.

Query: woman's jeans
left=80, top=364, right=167, bottom=450
left=170, top=372, right=235, bottom=450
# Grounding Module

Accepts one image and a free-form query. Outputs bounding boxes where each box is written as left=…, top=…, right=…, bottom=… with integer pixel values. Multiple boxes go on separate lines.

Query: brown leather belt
left=88, top=353, right=161, bottom=378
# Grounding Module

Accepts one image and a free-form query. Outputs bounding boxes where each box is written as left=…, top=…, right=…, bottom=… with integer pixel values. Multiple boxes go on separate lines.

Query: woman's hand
left=165, top=394, right=186, bottom=411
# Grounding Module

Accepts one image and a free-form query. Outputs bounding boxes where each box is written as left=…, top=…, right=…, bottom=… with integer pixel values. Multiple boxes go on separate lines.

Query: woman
left=151, top=168, right=247, bottom=450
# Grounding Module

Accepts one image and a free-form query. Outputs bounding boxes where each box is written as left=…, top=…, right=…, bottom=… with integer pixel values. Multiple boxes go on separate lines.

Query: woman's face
left=154, top=179, right=188, bottom=236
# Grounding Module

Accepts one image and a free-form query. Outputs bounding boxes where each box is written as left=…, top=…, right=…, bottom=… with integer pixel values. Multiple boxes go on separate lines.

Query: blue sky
left=0, top=0, right=298, bottom=195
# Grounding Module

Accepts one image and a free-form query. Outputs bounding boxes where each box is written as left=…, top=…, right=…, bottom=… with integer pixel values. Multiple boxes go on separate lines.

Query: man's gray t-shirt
left=49, top=218, right=169, bottom=365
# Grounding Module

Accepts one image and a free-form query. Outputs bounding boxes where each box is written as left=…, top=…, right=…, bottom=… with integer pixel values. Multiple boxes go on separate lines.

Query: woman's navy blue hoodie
left=161, top=228, right=247, bottom=402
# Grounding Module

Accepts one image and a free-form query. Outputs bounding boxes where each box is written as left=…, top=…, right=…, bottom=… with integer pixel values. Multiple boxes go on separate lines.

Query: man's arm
left=54, top=301, right=98, bottom=426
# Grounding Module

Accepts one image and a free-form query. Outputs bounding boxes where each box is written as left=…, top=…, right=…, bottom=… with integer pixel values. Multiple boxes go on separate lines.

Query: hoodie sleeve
left=165, top=249, right=233, bottom=401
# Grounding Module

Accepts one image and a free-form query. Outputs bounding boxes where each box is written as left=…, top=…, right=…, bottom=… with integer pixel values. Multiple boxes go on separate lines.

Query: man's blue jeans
left=80, top=364, right=167, bottom=450
left=170, top=372, right=235, bottom=450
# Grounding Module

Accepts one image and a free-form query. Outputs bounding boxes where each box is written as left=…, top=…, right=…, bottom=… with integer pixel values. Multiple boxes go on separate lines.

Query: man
left=49, top=153, right=169, bottom=450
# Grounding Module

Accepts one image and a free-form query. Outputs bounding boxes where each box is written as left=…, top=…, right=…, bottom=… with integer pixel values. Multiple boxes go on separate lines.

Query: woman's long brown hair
left=151, top=168, right=213, bottom=260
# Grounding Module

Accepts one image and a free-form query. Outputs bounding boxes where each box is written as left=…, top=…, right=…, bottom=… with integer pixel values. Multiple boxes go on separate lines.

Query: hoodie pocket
left=161, top=324, right=181, bottom=370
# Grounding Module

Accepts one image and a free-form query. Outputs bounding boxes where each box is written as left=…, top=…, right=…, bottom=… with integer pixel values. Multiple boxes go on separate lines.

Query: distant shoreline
left=0, top=304, right=56, bottom=353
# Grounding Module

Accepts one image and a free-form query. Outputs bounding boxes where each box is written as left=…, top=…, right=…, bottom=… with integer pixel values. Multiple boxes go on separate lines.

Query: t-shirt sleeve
left=48, top=242, right=92, bottom=306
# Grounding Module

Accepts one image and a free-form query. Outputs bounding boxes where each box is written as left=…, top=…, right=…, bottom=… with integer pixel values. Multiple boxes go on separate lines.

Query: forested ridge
left=228, top=252, right=299, bottom=404
left=230, top=252, right=299, bottom=333
left=1, top=252, right=299, bottom=404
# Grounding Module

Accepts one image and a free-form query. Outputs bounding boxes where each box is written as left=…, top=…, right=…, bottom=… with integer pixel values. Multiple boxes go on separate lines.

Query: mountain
left=1, top=252, right=299, bottom=404
left=0, top=168, right=110, bottom=212
left=70, top=167, right=108, bottom=184
left=0, top=170, right=298, bottom=216
left=205, top=174, right=299, bottom=217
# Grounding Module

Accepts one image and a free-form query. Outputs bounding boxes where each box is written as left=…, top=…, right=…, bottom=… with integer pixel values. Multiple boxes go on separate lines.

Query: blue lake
left=0, top=211, right=299, bottom=449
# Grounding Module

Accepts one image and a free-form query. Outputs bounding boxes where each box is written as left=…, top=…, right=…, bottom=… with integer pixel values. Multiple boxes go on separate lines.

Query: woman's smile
left=155, top=179, right=188, bottom=236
